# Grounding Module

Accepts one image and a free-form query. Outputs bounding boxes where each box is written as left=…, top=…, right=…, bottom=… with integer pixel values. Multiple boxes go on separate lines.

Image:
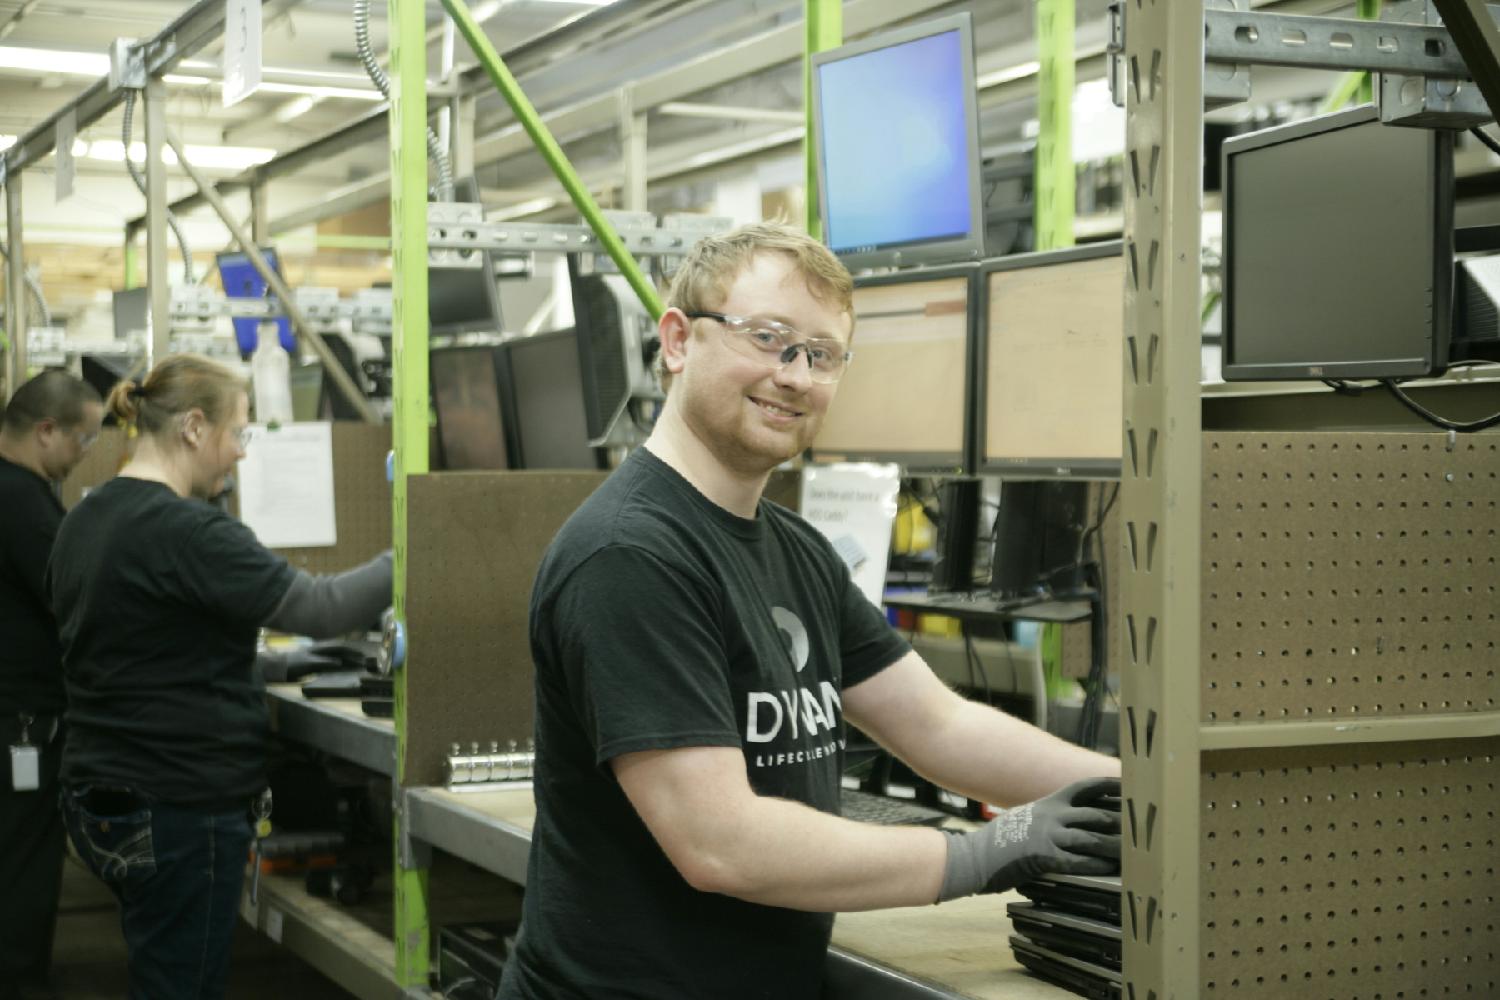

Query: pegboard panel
left=1203, top=433, right=1500, bottom=724
left=253, top=422, right=392, bottom=574
left=61, top=426, right=129, bottom=509
left=402, top=470, right=608, bottom=788
left=1200, top=739, right=1500, bottom=998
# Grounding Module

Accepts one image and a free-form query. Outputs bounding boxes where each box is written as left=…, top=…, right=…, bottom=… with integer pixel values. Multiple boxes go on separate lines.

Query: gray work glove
left=936, top=776, right=1121, bottom=902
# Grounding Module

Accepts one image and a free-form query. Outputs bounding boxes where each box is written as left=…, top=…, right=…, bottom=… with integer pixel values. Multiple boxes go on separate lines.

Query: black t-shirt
left=0, top=455, right=66, bottom=716
left=500, top=448, right=910, bottom=1000
left=48, top=476, right=297, bottom=807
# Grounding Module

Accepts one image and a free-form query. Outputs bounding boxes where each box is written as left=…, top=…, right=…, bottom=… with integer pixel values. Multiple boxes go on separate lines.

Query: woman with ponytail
left=47, top=354, right=391, bottom=1000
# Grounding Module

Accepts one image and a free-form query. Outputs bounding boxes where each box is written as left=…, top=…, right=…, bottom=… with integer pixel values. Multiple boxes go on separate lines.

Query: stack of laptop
left=1009, top=873, right=1122, bottom=999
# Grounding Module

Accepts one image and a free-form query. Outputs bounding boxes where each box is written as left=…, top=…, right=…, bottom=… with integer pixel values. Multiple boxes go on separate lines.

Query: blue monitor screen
left=816, top=28, right=975, bottom=257
left=217, top=248, right=294, bottom=356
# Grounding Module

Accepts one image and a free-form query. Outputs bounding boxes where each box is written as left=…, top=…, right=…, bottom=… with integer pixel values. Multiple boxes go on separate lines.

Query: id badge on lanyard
left=10, top=714, right=39, bottom=792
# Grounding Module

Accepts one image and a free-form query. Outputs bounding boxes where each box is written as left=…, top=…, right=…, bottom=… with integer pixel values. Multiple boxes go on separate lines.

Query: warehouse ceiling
left=0, top=0, right=1404, bottom=235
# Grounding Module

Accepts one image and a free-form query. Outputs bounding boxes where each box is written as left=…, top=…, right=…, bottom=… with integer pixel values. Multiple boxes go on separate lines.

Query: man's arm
left=612, top=745, right=947, bottom=913
left=843, top=649, right=1119, bottom=808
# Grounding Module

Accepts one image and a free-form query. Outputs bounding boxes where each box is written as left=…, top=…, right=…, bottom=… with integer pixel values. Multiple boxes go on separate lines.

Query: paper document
left=800, top=463, right=899, bottom=607
left=238, top=422, right=337, bottom=548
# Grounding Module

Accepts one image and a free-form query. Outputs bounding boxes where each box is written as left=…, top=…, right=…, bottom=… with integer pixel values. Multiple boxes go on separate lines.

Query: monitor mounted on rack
left=1222, top=105, right=1454, bottom=381
left=810, top=12, right=986, bottom=270
left=809, top=263, right=978, bottom=474
left=977, top=242, right=1125, bottom=480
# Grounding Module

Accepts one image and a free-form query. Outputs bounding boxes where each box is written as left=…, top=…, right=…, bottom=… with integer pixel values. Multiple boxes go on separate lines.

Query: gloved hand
left=936, top=776, right=1121, bottom=902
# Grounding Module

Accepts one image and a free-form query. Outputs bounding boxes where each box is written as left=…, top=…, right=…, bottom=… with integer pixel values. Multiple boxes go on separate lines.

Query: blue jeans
left=61, top=786, right=253, bottom=1000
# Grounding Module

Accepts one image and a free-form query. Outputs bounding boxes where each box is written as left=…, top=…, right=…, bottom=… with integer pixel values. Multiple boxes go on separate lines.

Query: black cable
left=1472, top=126, right=1500, bottom=158
left=1381, top=379, right=1500, bottom=432
left=964, top=632, right=993, bottom=708
left=1321, top=378, right=1366, bottom=396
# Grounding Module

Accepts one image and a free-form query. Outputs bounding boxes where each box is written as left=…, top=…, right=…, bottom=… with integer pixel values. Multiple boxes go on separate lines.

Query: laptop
left=1017, top=872, right=1121, bottom=923
left=1010, top=935, right=1121, bottom=1000
left=1007, top=900, right=1121, bottom=968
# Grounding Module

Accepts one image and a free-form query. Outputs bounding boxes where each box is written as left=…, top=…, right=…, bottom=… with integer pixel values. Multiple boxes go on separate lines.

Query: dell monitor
left=216, top=248, right=294, bottom=356
left=1222, top=105, right=1454, bottom=381
left=809, top=264, right=978, bottom=473
left=811, top=12, right=985, bottom=270
left=428, top=261, right=505, bottom=336
left=978, top=243, right=1124, bottom=479
left=504, top=328, right=604, bottom=470
left=431, top=345, right=512, bottom=470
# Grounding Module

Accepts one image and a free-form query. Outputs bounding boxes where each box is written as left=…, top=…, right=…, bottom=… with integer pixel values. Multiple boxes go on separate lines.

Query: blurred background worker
left=0, top=370, right=104, bottom=1000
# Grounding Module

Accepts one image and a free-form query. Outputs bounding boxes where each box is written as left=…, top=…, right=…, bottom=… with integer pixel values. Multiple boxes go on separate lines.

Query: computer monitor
left=428, top=262, right=505, bottom=336
left=810, top=12, right=985, bottom=270
left=570, top=268, right=659, bottom=448
left=431, top=344, right=512, bottom=470
left=977, top=243, right=1124, bottom=479
left=810, top=264, right=977, bottom=473
left=1222, top=105, right=1454, bottom=381
left=216, top=248, right=294, bottom=356
left=503, top=328, right=604, bottom=470
left=112, top=288, right=149, bottom=341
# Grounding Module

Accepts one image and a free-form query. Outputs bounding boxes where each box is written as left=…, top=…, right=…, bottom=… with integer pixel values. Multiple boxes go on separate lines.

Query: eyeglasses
left=685, top=311, right=853, bottom=384
left=75, top=430, right=99, bottom=450
left=233, top=427, right=253, bottom=449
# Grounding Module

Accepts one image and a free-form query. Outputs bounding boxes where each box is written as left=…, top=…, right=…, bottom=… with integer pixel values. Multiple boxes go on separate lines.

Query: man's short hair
left=1, top=368, right=102, bottom=433
left=658, top=222, right=855, bottom=389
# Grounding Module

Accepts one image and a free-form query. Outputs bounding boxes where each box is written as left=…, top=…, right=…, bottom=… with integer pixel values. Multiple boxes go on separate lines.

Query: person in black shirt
left=48, top=354, right=392, bottom=1000
left=500, top=224, right=1122, bottom=1000
left=0, top=370, right=104, bottom=1000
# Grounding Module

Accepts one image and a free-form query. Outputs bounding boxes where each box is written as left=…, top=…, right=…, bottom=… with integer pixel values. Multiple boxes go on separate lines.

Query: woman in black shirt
left=48, top=354, right=391, bottom=1000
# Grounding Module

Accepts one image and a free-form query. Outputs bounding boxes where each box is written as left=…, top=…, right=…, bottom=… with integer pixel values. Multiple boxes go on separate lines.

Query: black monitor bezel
left=501, top=327, right=609, bottom=471
left=1221, top=104, right=1455, bottom=382
left=974, top=241, right=1125, bottom=481
left=808, top=261, right=979, bottom=475
left=429, top=343, right=518, bottom=471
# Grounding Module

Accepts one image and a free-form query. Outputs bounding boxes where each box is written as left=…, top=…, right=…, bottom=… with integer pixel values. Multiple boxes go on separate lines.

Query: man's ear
left=658, top=307, right=693, bottom=377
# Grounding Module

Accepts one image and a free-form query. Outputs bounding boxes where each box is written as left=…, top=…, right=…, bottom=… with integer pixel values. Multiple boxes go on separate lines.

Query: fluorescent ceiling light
left=272, top=95, right=320, bottom=124
left=85, top=140, right=276, bottom=171
left=976, top=60, right=1041, bottom=89
left=0, top=45, right=108, bottom=76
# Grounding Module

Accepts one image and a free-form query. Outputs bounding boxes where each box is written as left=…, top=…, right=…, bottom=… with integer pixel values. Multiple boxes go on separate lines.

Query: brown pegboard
left=242, top=422, right=393, bottom=574
left=1202, top=433, right=1500, bottom=724
left=61, top=426, right=129, bottom=509
left=1198, top=739, right=1500, bottom=998
left=402, top=470, right=608, bottom=788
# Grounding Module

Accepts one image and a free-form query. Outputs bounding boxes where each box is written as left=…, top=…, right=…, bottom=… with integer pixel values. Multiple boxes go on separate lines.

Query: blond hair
left=106, top=353, right=247, bottom=438
left=659, top=222, right=854, bottom=389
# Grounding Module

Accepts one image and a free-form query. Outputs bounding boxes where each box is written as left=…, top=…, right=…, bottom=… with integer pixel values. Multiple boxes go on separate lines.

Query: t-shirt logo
left=771, top=606, right=810, bottom=673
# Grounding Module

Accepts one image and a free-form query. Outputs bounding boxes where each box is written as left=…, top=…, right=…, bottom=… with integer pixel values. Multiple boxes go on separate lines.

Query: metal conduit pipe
left=353, top=0, right=454, bottom=200
left=0, top=244, right=51, bottom=329
left=122, top=91, right=196, bottom=284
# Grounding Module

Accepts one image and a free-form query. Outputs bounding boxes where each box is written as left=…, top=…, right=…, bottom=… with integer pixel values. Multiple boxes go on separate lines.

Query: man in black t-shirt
left=0, top=370, right=103, bottom=1000
left=501, top=224, right=1123, bottom=1000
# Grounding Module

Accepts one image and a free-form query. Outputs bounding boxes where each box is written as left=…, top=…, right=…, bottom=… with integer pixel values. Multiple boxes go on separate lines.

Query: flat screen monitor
left=811, top=12, right=985, bottom=270
left=431, top=345, right=512, bottom=470
left=810, top=264, right=977, bottom=473
left=504, top=328, right=603, bottom=470
left=216, top=248, right=294, bottom=356
left=1222, top=105, right=1454, bottom=380
left=112, top=287, right=149, bottom=340
left=978, top=242, right=1124, bottom=479
left=429, top=261, right=505, bottom=336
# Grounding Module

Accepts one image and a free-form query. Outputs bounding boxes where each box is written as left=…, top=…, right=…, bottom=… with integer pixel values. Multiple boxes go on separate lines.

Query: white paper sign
left=237, top=422, right=338, bottom=548
left=223, top=0, right=262, bottom=108
left=55, top=108, right=76, bottom=202
left=800, top=463, right=900, bottom=607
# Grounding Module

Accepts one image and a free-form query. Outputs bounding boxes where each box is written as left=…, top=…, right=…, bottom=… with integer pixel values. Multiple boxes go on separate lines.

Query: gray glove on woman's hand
left=936, top=776, right=1121, bottom=902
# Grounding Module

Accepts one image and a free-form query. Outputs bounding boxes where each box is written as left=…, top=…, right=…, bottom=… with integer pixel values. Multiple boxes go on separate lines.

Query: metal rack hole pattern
left=1201, top=433, right=1500, bottom=724
left=1200, top=738, right=1500, bottom=997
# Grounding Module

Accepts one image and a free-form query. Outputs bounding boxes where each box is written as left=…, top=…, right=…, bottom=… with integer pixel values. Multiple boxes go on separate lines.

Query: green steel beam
left=388, top=0, right=431, bottom=989
left=440, top=0, right=663, bottom=320
left=803, top=0, right=841, bottom=239
left=1035, top=0, right=1075, bottom=250
left=1322, top=0, right=1383, bottom=111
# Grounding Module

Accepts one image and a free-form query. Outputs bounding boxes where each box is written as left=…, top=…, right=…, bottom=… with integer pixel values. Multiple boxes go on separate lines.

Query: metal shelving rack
left=1118, top=4, right=1500, bottom=998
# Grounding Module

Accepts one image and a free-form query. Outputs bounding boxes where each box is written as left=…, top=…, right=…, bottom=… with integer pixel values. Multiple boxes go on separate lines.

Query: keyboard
left=840, top=788, right=949, bottom=826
